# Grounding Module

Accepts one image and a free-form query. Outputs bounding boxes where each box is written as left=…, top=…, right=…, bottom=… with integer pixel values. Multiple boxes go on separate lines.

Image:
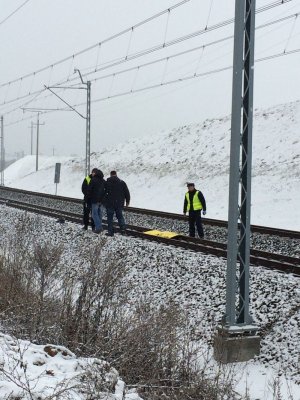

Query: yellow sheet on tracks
left=143, top=229, right=180, bottom=239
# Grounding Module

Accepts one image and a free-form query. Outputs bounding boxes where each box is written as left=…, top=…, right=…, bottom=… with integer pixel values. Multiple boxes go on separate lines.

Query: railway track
left=1, top=195, right=299, bottom=277
left=0, top=185, right=299, bottom=239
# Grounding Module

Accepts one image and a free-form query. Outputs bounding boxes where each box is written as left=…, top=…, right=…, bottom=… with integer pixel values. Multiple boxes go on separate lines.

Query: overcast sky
left=1, top=0, right=300, bottom=158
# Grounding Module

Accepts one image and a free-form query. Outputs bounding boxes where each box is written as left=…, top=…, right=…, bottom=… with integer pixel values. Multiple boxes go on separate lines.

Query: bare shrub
left=0, top=216, right=249, bottom=399
left=106, top=302, right=240, bottom=400
left=65, top=239, right=130, bottom=355
left=0, top=214, right=64, bottom=342
left=0, top=214, right=38, bottom=313
left=30, top=241, right=64, bottom=338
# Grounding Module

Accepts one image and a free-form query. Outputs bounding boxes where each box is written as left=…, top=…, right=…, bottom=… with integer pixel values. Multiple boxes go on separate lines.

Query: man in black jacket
left=81, top=169, right=97, bottom=230
left=183, top=182, right=206, bottom=238
left=88, top=168, right=106, bottom=234
left=105, top=170, right=130, bottom=237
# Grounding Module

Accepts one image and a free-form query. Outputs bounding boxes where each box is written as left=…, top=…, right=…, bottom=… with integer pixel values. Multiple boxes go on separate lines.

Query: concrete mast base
left=214, top=325, right=260, bottom=363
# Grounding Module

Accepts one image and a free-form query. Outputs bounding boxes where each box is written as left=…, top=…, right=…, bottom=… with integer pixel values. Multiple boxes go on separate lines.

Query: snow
left=0, top=206, right=299, bottom=399
left=235, top=363, right=300, bottom=400
left=0, top=333, right=135, bottom=400
left=1, top=99, right=300, bottom=399
left=3, top=99, right=300, bottom=230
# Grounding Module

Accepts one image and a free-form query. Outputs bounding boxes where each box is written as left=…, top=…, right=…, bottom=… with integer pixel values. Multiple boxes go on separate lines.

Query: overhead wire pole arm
left=44, top=85, right=86, bottom=119
left=74, top=68, right=85, bottom=84
left=48, top=86, right=87, bottom=90
left=73, top=68, right=91, bottom=177
left=45, top=68, right=91, bottom=176
left=72, top=69, right=91, bottom=177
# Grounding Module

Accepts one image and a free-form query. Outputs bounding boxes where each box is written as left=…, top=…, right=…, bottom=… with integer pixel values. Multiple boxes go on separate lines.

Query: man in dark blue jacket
left=104, top=171, right=130, bottom=237
left=88, top=169, right=106, bottom=234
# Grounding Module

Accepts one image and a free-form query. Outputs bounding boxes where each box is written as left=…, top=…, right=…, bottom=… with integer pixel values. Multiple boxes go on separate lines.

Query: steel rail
left=0, top=186, right=299, bottom=239
left=1, top=197, right=299, bottom=276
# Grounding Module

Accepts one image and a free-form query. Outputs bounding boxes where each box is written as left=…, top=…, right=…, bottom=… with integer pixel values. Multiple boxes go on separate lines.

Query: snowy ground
left=0, top=334, right=136, bottom=400
left=0, top=206, right=299, bottom=399
left=3, top=100, right=300, bottom=230
left=1, top=99, right=299, bottom=399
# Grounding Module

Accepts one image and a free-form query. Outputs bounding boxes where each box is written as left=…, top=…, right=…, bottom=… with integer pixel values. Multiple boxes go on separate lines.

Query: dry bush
left=0, top=214, right=64, bottom=342
left=30, top=241, right=64, bottom=338
left=64, top=240, right=130, bottom=355
left=106, top=302, right=240, bottom=400
left=0, top=216, right=243, bottom=399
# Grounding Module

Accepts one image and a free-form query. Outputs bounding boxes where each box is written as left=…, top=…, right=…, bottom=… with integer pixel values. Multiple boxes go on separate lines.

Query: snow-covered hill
left=4, top=100, right=300, bottom=230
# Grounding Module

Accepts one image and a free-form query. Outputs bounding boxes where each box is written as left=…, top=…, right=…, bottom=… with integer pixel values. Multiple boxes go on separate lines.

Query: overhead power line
left=66, top=12, right=299, bottom=87
left=1, top=8, right=297, bottom=116
left=0, top=0, right=192, bottom=88
left=76, top=48, right=300, bottom=106
left=0, top=0, right=293, bottom=90
left=0, top=0, right=294, bottom=110
left=0, top=0, right=30, bottom=26
left=45, top=0, right=296, bottom=87
left=4, top=46, right=300, bottom=128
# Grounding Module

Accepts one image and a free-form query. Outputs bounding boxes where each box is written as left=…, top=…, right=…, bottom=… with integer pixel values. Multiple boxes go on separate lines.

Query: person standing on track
left=183, top=182, right=206, bottom=238
left=105, top=170, right=130, bottom=237
left=81, top=168, right=97, bottom=231
left=88, top=168, right=106, bottom=234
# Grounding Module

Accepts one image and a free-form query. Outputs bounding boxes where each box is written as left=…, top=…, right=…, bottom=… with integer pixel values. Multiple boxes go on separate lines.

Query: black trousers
left=83, top=201, right=95, bottom=229
left=188, top=210, right=204, bottom=238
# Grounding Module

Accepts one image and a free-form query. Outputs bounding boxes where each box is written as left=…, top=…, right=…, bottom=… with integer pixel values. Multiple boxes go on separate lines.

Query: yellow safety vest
left=85, top=175, right=91, bottom=185
left=185, top=191, right=203, bottom=211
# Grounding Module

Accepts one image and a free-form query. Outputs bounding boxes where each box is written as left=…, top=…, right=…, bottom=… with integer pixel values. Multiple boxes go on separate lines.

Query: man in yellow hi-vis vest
left=183, top=182, right=206, bottom=238
left=81, top=168, right=97, bottom=230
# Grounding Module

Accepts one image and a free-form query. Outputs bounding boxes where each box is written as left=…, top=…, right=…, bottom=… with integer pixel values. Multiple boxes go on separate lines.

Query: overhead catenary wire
left=254, top=10, right=300, bottom=55
left=283, top=12, right=298, bottom=52
left=67, top=56, right=75, bottom=81
left=77, top=48, right=300, bottom=106
left=0, top=0, right=293, bottom=96
left=0, top=0, right=31, bottom=26
left=161, top=58, right=169, bottom=84
left=0, top=0, right=192, bottom=88
left=1, top=9, right=298, bottom=116
left=205, top=0, right=214, bottom=30
left=194, top=46, right=205, bottom=76
left=163, top=8, right=171, bottom=46
left=94, top=43, right=102, bottom=72
left=4, top=46, right=300, bottom=128
left=131, top=67, right=140, bottom=92
left=54, top=0, right=295, bottom=85
left=0, top=0, right=294, bottom=111
left=2, top=15, right=237, bottom=107
left=55, top=12, right=300, bottom=88
left=125, top=27, right=134, bottom=60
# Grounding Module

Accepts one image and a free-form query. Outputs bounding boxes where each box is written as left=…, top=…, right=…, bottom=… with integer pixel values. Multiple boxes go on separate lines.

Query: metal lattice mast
left=225, top=0, right=257, bottom=328
left=36, top=112, right=40, bottom=172
left=0, top=116, right=4, bottom=186
left=31, top=121, right=34, bottom=155
left=86, top=81, right=91, bottom=177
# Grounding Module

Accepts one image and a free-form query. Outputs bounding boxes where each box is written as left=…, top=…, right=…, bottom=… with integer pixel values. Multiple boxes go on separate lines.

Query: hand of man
left=203, top=210, right=206, bottom=215
left=126, top=202, right=130, bottom=207
left=183, top=212, right=186, bottom=216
